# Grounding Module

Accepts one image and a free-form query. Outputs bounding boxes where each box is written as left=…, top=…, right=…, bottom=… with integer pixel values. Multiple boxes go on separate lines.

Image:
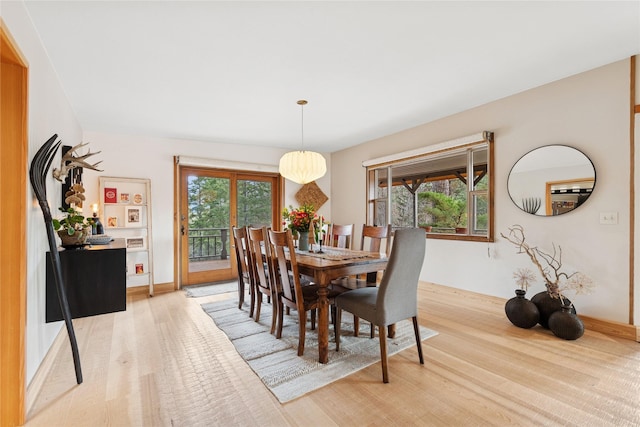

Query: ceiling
left=23, top=1, right=640, bottom=153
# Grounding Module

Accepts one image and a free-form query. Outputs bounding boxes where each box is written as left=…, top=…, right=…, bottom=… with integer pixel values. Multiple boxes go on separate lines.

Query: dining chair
left=335, top=227, right=426, bottom=383
left=354, top=224, right=393, bottom=336
left=232, top=226, right=255, bottom=315
left=327, top=223, right=354, bottom=249
left=247, top=226, right=279, bottom=334
left=267, top=228, right=341, bottom=356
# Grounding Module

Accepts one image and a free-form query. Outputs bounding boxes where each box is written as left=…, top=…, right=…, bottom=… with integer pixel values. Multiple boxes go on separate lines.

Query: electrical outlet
left=599, top=212, right=618, bottom=225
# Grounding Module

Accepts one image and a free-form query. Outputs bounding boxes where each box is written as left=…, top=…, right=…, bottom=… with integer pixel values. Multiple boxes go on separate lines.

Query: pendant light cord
left=298, top=99, right=307, bottom=153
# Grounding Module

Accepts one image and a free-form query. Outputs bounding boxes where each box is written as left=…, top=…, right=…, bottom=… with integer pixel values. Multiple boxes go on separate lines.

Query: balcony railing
left=189, top=227, right=229, bottom=261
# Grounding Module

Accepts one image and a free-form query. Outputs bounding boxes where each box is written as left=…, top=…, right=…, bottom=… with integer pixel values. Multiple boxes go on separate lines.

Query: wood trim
left=630, top=55, right=636, bottom=325
left=580, top=315, right=639, bottom=342
left=0, top=20, right=28, bottom=427
left=635, top=105, right=640, bottom=114
left=127, top=282, right=175, bottom=296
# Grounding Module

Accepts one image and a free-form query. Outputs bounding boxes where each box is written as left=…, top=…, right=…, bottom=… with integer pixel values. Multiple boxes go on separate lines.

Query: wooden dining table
left=290, top=246, right=388, bottom=364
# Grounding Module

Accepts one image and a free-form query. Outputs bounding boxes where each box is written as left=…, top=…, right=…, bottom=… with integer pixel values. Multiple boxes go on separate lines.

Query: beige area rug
left=183, top=281, right=240, bottom=297
left=201, top=298, right=438, bottom=403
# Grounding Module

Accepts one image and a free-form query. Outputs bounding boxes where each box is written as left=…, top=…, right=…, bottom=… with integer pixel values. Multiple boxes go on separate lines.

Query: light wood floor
left=25, top=283, right=640, bottom=426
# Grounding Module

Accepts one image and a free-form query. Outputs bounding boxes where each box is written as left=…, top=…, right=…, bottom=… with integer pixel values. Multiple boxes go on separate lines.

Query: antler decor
left=52, top=142, right=103, bottom=182
left=30, top=134, right=83, bottom=384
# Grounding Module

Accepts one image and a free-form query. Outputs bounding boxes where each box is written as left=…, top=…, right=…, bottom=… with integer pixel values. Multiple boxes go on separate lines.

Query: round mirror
left=508, top=145, right=596, bottom=216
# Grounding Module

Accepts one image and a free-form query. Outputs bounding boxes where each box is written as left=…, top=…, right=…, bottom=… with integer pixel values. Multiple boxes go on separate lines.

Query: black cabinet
left=46, top=239, right=127, bottom=322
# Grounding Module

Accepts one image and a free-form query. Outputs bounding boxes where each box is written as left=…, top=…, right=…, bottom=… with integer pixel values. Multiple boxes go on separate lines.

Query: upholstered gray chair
left=335, top=227, right=426, bottom=383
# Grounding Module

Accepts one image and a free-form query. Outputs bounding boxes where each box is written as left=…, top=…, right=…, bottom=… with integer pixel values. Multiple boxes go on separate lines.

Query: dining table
left=290, top=246, right=388, bottom=364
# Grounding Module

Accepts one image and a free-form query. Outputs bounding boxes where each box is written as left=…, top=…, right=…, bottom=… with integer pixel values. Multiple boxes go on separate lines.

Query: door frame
left=1, top=20, right=29, bottom=427
left=173, top=160, right=283, bottom=288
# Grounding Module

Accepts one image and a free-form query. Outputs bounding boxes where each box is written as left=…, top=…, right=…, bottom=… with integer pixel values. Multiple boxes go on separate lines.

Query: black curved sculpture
left=29, top=134, right=82, bottom=384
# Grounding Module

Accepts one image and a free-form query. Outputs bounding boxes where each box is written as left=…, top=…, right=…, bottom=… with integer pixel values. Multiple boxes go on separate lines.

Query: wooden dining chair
left=232, top=226, right=255, bottom=315
left=335, top=228, right=426, bottom=383
left=247, top=226, right=279, bottom=334
left=327, top=223, right=354, bottom=249
left=267, top=229, right=341, bottom=356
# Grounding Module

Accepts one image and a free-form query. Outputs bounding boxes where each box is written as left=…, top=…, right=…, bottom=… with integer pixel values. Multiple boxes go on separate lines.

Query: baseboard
left=25, top=326, right=66, bottom=418
left=580, top=315, right=640, bottom=342
left=126, top=282, right=175, bottom=296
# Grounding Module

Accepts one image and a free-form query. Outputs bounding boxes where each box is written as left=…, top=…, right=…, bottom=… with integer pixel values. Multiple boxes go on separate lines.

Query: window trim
left=365, top=132, right=494, bottom=242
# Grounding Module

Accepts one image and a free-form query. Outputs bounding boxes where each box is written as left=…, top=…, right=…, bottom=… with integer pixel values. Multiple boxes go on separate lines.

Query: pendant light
left=279, top=100, right=327, bottom=184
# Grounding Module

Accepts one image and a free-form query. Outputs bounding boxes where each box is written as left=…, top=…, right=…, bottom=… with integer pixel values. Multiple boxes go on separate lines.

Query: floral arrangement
left=282, top=204, right=315, bottom=233
left=501, top=224, right=594, bottom=304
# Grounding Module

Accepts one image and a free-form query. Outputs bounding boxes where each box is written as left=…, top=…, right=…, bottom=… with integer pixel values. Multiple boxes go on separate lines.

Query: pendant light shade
left=279, top=100, right=326, bottom=184
left=279, top=150, right=327, bottom=184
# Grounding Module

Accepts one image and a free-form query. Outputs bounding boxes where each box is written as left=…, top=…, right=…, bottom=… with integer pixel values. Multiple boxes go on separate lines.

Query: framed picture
left=133, top=193, right=144, bottom=204
left=135, top=263, right=144, bottom=274
left=107, top=216, right=118, bottom=227
left=104, top=187, right=117, bottom=203
left=125, top=206, right=142, bottom=227
left=126, top=237, right=145, bottom=249
left=120, top=192, right=130, bottom=204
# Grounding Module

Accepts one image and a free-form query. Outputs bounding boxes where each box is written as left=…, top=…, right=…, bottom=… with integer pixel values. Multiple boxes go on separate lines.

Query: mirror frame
left=507, top=145, right=596, bottom=216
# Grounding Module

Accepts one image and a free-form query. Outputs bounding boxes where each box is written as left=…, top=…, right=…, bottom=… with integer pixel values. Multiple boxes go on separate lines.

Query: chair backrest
left=267, top=229, right=304, bottom=312
left=376, top=228, right=426, bottom=325
left=247, top=226, right=276, bottom=296
left=361, top=224, right=392, bottom=256
left=328, top=223, right=354, bottom=249
left=232, top=226, right=252, bottom=283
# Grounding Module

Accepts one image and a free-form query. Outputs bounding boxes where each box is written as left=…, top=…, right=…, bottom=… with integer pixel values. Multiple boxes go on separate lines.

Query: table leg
left=317, top=285, right=329, bottom=364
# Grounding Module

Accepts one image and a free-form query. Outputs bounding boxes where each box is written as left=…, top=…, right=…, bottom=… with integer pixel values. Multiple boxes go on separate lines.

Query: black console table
left=46, top=238, right=127, bottom=322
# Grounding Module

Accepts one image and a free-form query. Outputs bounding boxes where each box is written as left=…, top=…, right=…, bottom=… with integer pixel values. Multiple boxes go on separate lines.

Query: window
left=365, top=132, right=494, bottom=241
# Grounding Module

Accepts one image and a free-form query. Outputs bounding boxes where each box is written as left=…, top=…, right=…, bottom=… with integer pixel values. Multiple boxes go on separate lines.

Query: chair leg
left=310, top=308, right=316, bottom=330
left=275, top=299, right=284, bottom=338
left=238, top=279, right=244, bottom=309
left=298, top=311, right=306, bottom=356
left=270, top=298, right=279, bottom=335
left=379, top=324, right=389, bottom=383
left=412, top=316, right=424, bottom=365
left=254, top=293, right=262, bottom=322
left=335, top=308, right=342, bottom=351
left=354, top=315, right=360, bottom=337
left=249, top=282, right=256, bottom=318
left=370, top=323, right=375, bottom=338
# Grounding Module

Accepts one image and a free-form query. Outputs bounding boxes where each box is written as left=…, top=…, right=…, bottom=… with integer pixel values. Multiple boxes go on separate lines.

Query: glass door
left=179, top=167, right=280, bottom=286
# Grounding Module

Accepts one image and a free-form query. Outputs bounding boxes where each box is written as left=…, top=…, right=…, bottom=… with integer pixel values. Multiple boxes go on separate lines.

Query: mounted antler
left=52, top=142, right=103, bottom=182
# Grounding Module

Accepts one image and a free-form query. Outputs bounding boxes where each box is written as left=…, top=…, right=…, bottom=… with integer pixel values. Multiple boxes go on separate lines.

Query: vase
left=548, top=303, right=584, bottom=340
left=531, top=291, right=576, bottom=329
left=298, top=231, right=310, bottom=251
left=505, top=289, right=540, bottom=329
left=57, top=228, right=89, bottom=247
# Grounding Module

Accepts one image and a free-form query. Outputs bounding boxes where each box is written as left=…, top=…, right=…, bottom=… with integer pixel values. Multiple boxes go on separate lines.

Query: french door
left=179, top=166, right=281, bottom=286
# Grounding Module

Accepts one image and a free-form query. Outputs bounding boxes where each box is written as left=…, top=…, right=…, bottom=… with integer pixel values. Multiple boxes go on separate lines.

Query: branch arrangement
left=501, top=224, right=594, bottom=303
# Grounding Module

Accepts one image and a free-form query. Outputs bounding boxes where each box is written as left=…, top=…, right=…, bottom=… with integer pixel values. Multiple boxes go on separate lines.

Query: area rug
left=183, top=281, right=239, bottom=297
left=201, top=299, right=438, bottom=403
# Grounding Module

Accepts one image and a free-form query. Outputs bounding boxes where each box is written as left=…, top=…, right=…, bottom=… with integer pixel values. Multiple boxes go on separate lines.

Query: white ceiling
left=23, top=1, right=640, bottom=153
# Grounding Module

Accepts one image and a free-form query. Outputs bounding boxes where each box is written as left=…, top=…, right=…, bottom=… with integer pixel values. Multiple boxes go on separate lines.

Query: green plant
left=419, top=191, right=467, bottom=228
left=53, top=207, right=92, bottom=235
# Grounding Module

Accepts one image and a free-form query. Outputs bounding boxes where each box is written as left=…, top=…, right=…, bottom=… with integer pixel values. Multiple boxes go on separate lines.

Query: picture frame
left=120, top=192, right=130, bottom=204
left=133, top=193, right=144, bottom=204
left=126, top=237, right=145, bottom=249
left=104, top=187, right=117, bottom=203
left=125, top=206, right=142, bottom=227
left=107, top=216, right=118, bottom=227
left=135, top=263, right=145, bottom=274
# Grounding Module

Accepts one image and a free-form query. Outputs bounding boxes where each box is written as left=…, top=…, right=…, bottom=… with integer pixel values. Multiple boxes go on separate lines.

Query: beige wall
left=2, top=2, right=84, bottom=385
left=332, top=59, right=633, bottom=324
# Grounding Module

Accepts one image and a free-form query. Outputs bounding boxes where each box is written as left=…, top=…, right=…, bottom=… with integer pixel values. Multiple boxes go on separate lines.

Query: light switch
left=599, top=212, right=618, bottom=225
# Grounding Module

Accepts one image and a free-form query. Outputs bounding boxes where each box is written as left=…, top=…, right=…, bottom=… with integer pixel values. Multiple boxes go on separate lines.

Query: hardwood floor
left=25, top=283, right=640, bottom=426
